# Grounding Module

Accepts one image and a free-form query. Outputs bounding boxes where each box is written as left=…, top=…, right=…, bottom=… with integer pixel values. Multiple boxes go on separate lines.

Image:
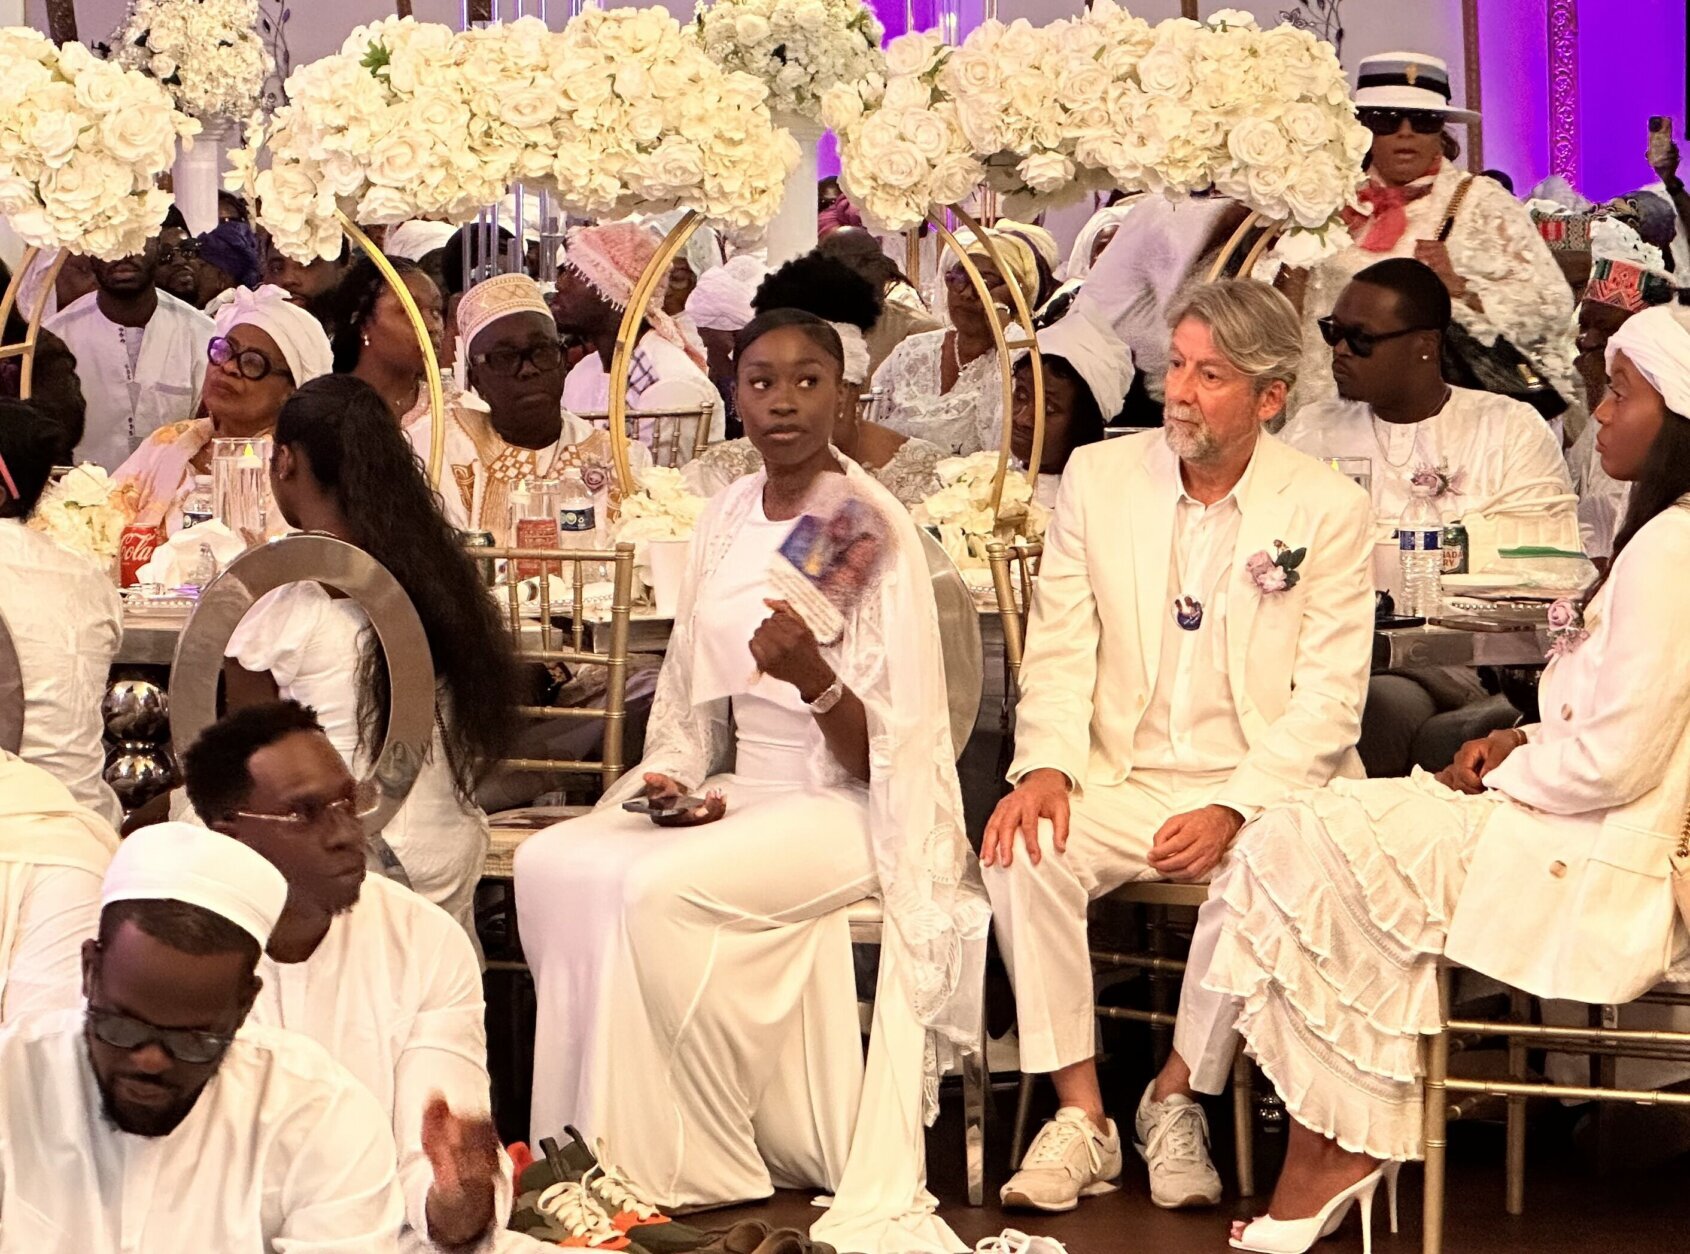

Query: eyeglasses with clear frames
left=233, top=778, right=381, bottom=827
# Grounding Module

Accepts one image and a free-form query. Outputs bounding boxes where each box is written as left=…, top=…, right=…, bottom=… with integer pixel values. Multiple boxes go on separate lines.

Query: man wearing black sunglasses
left=0, top=822, right=404, bottom=1248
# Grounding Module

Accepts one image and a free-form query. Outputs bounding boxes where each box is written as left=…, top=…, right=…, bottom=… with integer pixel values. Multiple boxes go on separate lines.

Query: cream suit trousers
left=983, top=767, right=1239, bottom=1084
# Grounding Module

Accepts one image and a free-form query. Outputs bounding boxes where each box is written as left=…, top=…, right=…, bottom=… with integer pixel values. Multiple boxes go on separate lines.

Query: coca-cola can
left=119, top=525, right=162, bottom=587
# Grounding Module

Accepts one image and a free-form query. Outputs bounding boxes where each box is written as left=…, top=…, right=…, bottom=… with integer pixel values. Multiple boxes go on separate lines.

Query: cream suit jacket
left=1008, top=430, right=1375, bottom=813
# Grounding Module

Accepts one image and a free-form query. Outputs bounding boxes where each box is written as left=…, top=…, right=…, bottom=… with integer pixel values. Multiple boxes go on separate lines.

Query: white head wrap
left=102, top=822, right=288, bottom=948
left=1035, top=298, right=1134, bottom=420
left=1591, top=216, right=1672, bottom=279
left=686, top=254, right=767, bottom=332
left=829, top=322, right=872, bottom=386
left=1064, top=202, right=1139, bottom=281
left=383, top=219, right=457, bottom=261
left=1607, top=303, right=1690, bottom=418
left=213, top=285, right=333, bottom=385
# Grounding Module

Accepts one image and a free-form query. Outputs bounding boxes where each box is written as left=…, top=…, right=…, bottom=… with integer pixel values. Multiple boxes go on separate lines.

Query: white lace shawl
left=873, top=329, right=1008, bottom=458
left=598, top=458, right=991, bottom=1120
left=1274, top=160, right=1580, bottom=425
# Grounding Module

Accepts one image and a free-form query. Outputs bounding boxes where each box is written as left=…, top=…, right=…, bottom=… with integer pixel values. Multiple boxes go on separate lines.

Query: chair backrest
left=577, top=406, right=714, bottom=469
left=918, top=528, right=984, bottom=758
left=478, top=541, right=638, bottom=796
left=986, top=538, right=1044, bottom=681
left=0, top=605, right=20, bottom=755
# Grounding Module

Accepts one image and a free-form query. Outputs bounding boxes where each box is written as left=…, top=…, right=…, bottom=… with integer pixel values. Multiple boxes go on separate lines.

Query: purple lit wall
left=821, top=0, right=951, bottom=177
left=1481, top=0, right=1686, bottom=199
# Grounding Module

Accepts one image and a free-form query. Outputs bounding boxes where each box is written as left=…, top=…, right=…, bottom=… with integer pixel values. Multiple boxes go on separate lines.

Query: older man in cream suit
left=984, top=279, right=1375, bottom=1214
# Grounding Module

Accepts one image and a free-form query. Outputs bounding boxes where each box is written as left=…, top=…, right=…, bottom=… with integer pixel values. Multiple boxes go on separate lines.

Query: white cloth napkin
left=134, top=521, right=246, bottom=587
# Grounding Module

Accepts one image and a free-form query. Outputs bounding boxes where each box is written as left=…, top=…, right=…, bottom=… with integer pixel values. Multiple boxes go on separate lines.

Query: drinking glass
left=1331, top=456, right=1373, bottom=497
left=211, top=437, right=272, bottom=542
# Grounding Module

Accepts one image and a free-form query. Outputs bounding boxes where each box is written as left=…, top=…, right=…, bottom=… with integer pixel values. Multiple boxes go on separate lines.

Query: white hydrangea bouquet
left=821, top=30, right=982, bottom=232
left=0, top=28, right=199, bottom=260
left=102, top=0, right=273, bottom=122
left=28, top=464, right=131, bottom=565
left=611, top=466, right=708, bottom=544
left=694, top=0, right=885, bottom=125
left=911, top=452, right=1049, bottom=572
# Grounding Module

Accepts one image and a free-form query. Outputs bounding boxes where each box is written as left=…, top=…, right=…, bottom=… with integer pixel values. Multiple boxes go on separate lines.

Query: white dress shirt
left=0, top=1009, right=403, bottom=1252
left=1279, top=386, right=1576, bottom=537
left=1131, top=463, right=1253, bottom=776
left=562, top=329, right=723, bottom=447
left=248, top=875, right=518, bottom=1252
left=44, top=291, right=213, bottom=470
left=0, top=520, right=122, bottom=829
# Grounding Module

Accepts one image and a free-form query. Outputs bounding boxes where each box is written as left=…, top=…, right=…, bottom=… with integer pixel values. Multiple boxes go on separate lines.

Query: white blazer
left=1009, top=430, right=1375, bottom=812
left=1446, top=502, right=1690, bottom=1003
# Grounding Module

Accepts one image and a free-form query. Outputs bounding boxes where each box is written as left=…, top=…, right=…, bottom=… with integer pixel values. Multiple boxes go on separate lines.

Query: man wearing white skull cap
left=0, top=821, right=405, bottom=1251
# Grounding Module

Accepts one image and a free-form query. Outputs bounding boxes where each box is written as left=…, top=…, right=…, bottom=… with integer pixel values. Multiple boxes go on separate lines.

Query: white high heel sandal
left=1228, top=1161, right=1400, bottom=1254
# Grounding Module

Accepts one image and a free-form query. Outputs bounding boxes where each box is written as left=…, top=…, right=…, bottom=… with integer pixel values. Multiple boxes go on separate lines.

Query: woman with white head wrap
left=1010, top=300, right=1133, bottom=506
left=1150, top=301, right=1690, bottom=1254
left=684, top=254, right=948, bottom=507
left=113, top=285, right=333, bottom=535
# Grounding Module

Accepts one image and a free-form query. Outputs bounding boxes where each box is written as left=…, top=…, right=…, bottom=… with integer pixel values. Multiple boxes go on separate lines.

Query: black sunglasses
left=87, top=1006, right=234, bottom=1065
left=1358, top=108, right=1446, bottom=137
left=470, top=339, right=566, bottom=378
left=1318, top=316, right=1436, bottom=358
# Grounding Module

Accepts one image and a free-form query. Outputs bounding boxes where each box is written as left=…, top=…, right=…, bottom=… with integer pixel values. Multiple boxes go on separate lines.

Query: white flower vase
left=645, top=537, right=691, bottom=619
left=766, top=113, right=822, bottom=268
left=173, top=118, right=235, bottom=236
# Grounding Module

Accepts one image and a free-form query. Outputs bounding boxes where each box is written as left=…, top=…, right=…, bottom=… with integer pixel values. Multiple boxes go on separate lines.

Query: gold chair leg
left=1232, top=1046, right=1256, bottom=1198
left=1422, top=963, right=1452, bottom=1254
left=1505, top=987, right=1529, bottom=1216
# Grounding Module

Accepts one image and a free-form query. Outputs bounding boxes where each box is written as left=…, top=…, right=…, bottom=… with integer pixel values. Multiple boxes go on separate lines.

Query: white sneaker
left=1000, top=1106, right=1122, bottom=1212
left=1134, top=1080, right=1223, bottom=1209
left=975, top=1229, right=1071, bottom=1254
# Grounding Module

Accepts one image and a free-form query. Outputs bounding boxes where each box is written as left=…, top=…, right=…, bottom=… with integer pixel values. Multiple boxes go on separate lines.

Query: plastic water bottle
left=557, top=468, right=595, bottom=540
left=181, top=475, right=214, bottom=529
left=1398, top=484, right=1444, bottom=617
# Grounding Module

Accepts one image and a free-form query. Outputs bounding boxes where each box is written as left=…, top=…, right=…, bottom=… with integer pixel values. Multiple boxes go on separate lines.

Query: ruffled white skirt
left=1201, top=772, right=1501, bottom=1161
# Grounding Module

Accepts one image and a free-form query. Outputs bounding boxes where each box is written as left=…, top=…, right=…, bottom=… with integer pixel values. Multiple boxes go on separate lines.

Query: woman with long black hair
left=1146, top=301, right=1690, bottom=1254
left=223, top=374, right=520, bottom=939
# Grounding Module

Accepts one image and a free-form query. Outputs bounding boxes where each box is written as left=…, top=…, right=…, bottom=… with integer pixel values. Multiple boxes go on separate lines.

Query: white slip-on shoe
left=999, top=1106, right=1123, bottom=1213
left=975, top=1229, right=1071, bottom=1254
left=1134, top=1080, right=1224, bottom=1209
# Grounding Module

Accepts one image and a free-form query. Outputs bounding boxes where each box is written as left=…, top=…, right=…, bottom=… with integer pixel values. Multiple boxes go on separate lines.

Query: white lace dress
left=683, top=438, right=946, bottom=508
left=1268, top=160, right=1579, bottom=429
left=873, top=329, right=1010, bottom=457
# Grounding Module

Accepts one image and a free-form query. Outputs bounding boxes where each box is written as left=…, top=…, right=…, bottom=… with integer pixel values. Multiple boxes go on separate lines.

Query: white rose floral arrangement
left=102, top=0, right=274, bottom=122
left=911, top=452, right=1049, bottom=573
left=237, top=9, right=800, bottom=261
left=28, top=464, right=131, bottom=565
left=611, top=466, right=708, bottom=545
left=694, top=0, right=885, bottom=125
left=821, top=30, right=981, bottom=232
left=0, top=28, right=199, bottom=260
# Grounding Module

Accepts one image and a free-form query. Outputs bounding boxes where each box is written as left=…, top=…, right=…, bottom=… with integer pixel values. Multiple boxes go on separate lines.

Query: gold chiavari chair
left=986, top=539, right=1257, bottom=1197
left=474, top=542, right=636, bottom=1124
left=577, top=405, right=715, bottom=469
left=1421, top=960, right=1690, bottom=1253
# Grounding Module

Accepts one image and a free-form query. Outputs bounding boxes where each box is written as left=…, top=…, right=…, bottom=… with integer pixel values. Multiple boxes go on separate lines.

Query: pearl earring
left=362, top=334, right=371, bottom=347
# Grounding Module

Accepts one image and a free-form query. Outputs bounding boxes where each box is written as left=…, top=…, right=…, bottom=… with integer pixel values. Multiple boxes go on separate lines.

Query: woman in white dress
left=873, top=231, right=1038, bottom=457
left=515, top=309, right=989, bottom=1253
left=1152, top=301, right=1690, bottom=1254
left=224, top=375, right=521, bottom=941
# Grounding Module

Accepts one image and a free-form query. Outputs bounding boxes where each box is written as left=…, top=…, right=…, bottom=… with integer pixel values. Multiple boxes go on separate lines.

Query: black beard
left=97, top=1077, right=200, bottom=1138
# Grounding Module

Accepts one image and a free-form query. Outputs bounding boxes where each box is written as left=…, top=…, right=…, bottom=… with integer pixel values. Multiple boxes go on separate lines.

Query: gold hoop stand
left=1204, top=211, right=1286, bottom=283
left=932, top=207, right=1044, bottom=520
left=336, top=211, right=447, bottom=487
left=0, top=247, right=71, bottom=399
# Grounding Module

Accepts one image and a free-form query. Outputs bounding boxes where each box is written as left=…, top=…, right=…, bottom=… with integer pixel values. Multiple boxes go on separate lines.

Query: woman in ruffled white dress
left=515, top=309, right=989, bottom=1253
left=1155, top=302, right=1690, bottom=1254
left=872, top=232, right=1038, bottom=457
left=223, top=375, right=521, bottom=943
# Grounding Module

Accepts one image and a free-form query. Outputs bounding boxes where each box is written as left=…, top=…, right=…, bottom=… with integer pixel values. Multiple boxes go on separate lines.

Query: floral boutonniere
left=1246, top=541, right=1306, bottom=594
left=1546, top=597, right=1588, bottom=658
left=1411, top=462, right=1465, bottom=500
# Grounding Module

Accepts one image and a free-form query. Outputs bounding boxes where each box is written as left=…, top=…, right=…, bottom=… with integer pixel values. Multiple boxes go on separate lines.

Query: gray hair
left=1167, top=279, right=1303, bottom=396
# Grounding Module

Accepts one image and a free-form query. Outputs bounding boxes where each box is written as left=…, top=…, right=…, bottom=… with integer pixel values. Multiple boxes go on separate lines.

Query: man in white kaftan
left=0, top=822, right=403, bottom=1251
left=180, top=700, right=561, bottom=1253
left=984, top=282, right=1374, bottom=1214
left=44, top=236, right=212, bottom=470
